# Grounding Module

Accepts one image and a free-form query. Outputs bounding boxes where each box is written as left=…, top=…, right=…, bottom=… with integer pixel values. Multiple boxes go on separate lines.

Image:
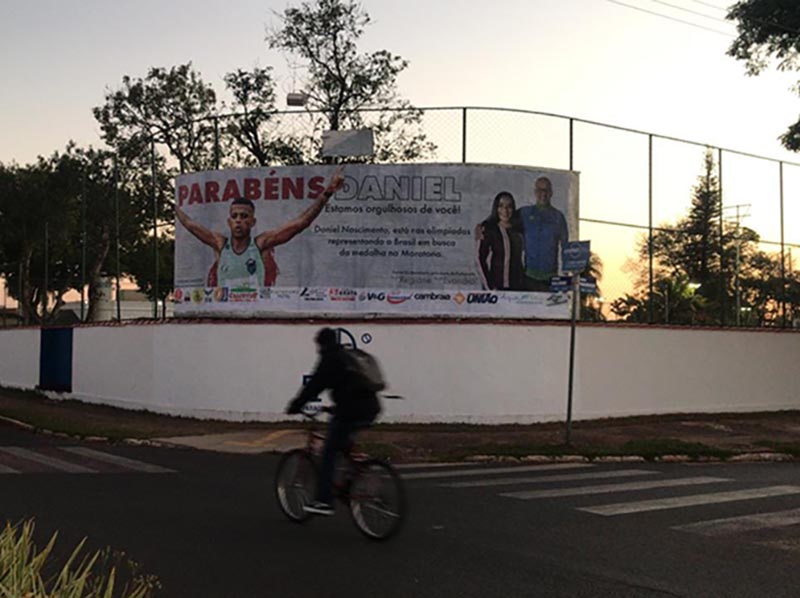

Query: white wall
left=3, top=321, right=799, bottom=422
left=0, top=328, right=40, bottom=389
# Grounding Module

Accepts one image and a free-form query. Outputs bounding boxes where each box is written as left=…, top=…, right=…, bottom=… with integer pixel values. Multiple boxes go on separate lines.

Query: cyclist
left=286, top=328, right=382, bottom=516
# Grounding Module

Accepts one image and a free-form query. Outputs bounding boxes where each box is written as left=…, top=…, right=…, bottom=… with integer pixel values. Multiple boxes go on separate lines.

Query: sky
left=2, top=0, right=798, bottom=165
left=2, top=0, right=800, bottom=305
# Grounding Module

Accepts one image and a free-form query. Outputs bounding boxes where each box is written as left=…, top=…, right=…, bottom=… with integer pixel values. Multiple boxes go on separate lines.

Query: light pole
left=722, top=204, right=750, bottom=327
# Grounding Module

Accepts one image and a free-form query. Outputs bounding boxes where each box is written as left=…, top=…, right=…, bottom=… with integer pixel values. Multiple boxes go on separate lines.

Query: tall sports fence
left=2, top=106, right=799, bottom=327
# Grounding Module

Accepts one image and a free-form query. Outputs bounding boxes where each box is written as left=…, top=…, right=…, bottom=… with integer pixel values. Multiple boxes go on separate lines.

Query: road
left=1, top=421, right=800, bottom=597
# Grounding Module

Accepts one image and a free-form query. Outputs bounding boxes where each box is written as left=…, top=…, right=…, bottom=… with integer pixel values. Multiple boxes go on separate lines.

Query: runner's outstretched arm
left=174, top=204, right=225, bottom=251
left=257, top=167, right=345, bottom=250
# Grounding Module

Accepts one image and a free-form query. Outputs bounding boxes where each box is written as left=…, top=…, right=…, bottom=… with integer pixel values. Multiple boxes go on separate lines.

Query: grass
left=0, top=518, right=160, bottom=598
left=753, top=440, right=800, bottom=457
left=1, top=385, right=799, bottom=462
left=0, top=386, right=298, bottom=440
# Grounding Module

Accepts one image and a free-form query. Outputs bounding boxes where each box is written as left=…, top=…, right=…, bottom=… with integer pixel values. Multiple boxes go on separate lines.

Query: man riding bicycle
left=286, top=328, right=382, bottom=516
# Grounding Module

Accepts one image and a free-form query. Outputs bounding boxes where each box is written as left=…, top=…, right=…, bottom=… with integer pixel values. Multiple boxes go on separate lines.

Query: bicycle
left=274, top=406, right=406, bottom=541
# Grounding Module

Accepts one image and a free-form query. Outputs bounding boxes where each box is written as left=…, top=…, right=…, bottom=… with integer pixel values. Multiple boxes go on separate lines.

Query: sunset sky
left=2, top=0, right=799, bottom=304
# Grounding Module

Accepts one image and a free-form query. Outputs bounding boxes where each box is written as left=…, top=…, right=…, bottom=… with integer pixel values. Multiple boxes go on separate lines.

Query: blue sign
left=550, top=276, right=573, bottom=293
left=562, top=241, right=591, bottom=273
left=579, top=276, right=598, bottom=295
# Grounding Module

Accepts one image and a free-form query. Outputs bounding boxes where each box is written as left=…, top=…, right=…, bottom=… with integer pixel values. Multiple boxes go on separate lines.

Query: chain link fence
left=2, top=106, right=798, bottom=328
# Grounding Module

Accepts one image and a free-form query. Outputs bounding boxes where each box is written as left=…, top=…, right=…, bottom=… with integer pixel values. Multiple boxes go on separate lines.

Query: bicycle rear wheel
left=275, top=449, right=317, bottom=523
left=348, top=459, right=406, bottom=540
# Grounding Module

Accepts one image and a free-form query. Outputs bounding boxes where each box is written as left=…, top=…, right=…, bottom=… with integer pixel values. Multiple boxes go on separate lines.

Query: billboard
left=173, top=163, right=579, bottom=318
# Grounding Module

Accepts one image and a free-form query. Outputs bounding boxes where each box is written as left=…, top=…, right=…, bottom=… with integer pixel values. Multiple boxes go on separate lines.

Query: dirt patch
left=2, top=387, right=800, bottom=462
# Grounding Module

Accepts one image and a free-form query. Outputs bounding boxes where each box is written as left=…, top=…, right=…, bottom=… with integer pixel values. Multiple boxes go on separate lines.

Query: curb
left=0, top=415, right=180, bottom=450
left=0, top=415, right=797, bottom=463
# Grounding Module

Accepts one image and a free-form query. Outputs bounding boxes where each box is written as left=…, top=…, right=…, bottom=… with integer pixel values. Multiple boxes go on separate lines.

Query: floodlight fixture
left=286, top=92, right=308, bottom=107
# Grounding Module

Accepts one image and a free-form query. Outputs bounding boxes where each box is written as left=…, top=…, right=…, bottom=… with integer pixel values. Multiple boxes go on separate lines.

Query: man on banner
left=174, top=168, right=344, bottom=288
left=518, top=176, right=568, bottom=291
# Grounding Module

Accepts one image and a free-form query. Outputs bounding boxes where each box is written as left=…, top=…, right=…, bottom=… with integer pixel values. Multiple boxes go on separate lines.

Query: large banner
left=173, top=163, right=579, bottom=318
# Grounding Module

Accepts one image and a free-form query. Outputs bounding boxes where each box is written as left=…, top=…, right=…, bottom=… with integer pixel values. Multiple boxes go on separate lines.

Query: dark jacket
left=290, top=345, right=381, bottom=421
left=476, top=222, right=524, bottom=290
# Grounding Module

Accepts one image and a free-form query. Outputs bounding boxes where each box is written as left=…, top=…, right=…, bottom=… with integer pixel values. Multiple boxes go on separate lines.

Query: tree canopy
left=611, top=149, right=797, bottom=326
left=727, top=1, right=800, bottom=150
left=267, top=0, right=435, bottom=162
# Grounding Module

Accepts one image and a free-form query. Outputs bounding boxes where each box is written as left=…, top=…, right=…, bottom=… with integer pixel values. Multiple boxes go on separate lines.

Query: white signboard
left=173, top=163, right=579, bottom=318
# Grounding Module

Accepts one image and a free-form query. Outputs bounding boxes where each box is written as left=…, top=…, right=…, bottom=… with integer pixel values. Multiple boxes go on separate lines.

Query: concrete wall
left=0, top=328, right=40, bottom=390
left=2, top=321, right=799, bottom=422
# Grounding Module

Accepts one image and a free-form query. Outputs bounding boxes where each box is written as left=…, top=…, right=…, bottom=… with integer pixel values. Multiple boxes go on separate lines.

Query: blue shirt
left=518, top=204, right=568, bottom=280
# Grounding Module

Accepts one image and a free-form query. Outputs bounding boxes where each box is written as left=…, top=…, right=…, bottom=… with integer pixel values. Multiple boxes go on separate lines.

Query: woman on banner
left=475, top=191, right=525, bottom=291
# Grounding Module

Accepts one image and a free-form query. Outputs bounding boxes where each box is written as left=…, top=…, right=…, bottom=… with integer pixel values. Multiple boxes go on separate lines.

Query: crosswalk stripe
left=403, top=463, right=592, bottom=480
left=501, top=476, right=730, bottom=500
left=580, top=485, right=800, bottom=516
left=0, top=447, right=96, bottom=474
left=443, top=469, right=657, bottom=488
left=59, top=447, right=174, bottom=473
left=672, top=507, right=800, bottom=536
left=0, top=463, right=20, bottom=474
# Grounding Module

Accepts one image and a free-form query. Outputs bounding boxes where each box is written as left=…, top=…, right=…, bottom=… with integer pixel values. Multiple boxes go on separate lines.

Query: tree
left=580, top=251, right=606, bottom=321
left=267, top=0, right=435, bottom=162
left=124, top=234, right=174, bottom=318
left=609, top=149, right=798, bottom=326
left=727, top=1, right=800, bottom=150
left=222, top=67, right=305, bottom=167
left=93, top=63, right=218, bottom=172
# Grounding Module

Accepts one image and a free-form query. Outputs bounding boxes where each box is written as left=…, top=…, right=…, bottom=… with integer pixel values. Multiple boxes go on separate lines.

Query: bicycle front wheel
left=349, top=459, right=406, bottom=541
left=274, top=449, right=317, bottom=523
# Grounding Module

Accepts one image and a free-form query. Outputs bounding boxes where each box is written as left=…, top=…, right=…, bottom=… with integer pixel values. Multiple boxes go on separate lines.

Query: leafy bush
left=0, top=519, right=160, bottom=598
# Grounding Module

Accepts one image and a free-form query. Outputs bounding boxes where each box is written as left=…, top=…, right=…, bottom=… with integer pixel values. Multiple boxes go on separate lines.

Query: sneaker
left=304, top=501, right=334, bottom=516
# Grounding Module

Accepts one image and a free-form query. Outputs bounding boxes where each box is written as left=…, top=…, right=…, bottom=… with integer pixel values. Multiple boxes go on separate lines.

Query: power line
left=690, top=0, right=728, bottom=11
left=648, top=0, right=732, bottom=24
left=607, top=0, right=734, bottom=36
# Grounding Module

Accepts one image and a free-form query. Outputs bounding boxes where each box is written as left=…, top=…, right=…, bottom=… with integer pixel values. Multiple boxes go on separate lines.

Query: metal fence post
left=43, top=222, right=49, bottom=320
left=114, top=154, right=122, bottom=321
left=151, top=137, right=159, bottom=319
left=780, top=161, right=786, bottom=328
left=569, top=118, right=574, bottom=171
left=214, top=116, right=221, bottom=170
left=648, top=135, right=654, bottom=324
left=461, top=108, right=467, bottom=164
left=18, top=262, right=22, bottom=322
left=718, top=148, right=726, bottom=326
left=80, top=172, right=87, bottom=322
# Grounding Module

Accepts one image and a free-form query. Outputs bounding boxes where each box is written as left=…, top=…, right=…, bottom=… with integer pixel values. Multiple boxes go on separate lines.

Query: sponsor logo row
left=174, top=287, right=557, bottom=307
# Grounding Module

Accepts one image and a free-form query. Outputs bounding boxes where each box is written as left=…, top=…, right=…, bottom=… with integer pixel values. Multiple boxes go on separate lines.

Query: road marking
left=395, top=462, right=481, bottom=470
left=580, top=485, right=800, bottom=516
left=0, top=463, right=20, bottom=474
left=0, top=447, right=96, bottom=474
left=673, top=507, right=800, bottom=536
left=443, top=469, right=657, bottom=488
left=60, top=447, right=175, bottom=473
left=501, top=476, right=730, bottom=500
left=225, top=430, right=300, bottom=448
left=403, top=463, right=592, bottom=480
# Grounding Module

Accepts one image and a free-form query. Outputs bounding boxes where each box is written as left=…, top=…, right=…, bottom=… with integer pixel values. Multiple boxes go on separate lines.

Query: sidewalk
left=149, top=412, right=800, bottom=463
left=2, top=387, right=800, bottom=462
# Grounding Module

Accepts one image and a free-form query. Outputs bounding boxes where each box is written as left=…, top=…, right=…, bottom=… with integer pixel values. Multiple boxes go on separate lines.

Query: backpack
left=341, top=347, right=386, bottom=392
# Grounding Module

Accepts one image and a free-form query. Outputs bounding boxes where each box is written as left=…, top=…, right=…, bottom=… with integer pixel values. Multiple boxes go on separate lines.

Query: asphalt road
left=1, top=421, right=800, bottom=597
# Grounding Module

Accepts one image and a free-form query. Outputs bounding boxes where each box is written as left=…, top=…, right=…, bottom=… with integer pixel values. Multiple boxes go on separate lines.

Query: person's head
left=488, top=192, right=516, bottom=226
left=228, top=198, right=256, bottom=239
left=534, top=177, right=553, bottom=206
left=315, top=327, right=339, bottom=352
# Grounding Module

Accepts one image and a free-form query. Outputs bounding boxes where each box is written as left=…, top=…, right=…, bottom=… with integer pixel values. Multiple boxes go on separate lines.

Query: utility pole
left=722, top=204, right=750, bottom=326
